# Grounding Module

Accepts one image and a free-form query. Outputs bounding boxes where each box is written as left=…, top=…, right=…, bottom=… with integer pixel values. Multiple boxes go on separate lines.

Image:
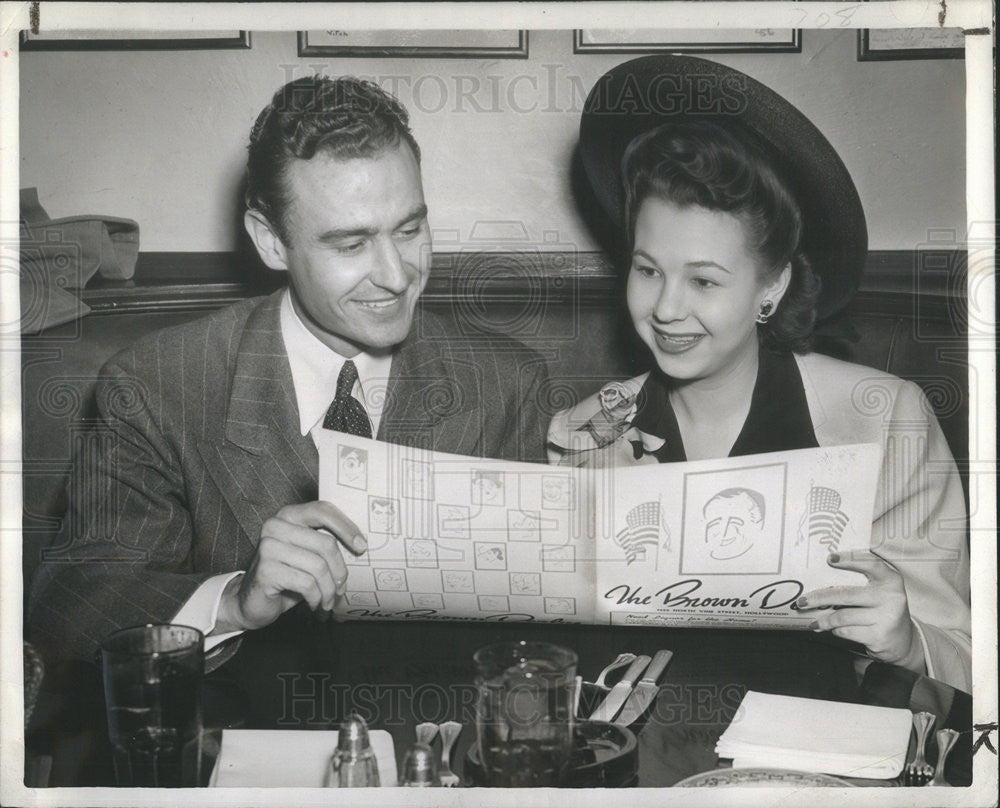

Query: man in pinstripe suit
left=28, top=76, right=548, bottom=666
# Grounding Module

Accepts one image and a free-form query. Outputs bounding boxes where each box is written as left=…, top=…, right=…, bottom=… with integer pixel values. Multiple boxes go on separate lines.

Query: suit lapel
left=199, top=304, right=484, bottom=545
left=378, top=310, right=484, bottom=457
left=197, top=293, right=318, bottom=545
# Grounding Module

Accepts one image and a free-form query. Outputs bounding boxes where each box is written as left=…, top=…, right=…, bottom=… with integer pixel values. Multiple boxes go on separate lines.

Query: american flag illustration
left=797, top=486, right=849, bottom=551
left=615, top=501, right=661, bottom=564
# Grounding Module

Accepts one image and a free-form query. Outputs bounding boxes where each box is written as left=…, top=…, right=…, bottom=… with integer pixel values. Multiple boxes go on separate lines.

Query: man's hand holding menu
left=215, top=502, right=369, bottom=633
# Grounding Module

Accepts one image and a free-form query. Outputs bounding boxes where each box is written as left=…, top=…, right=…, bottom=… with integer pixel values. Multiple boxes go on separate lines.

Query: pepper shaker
left=400, top=742, right=439, bottom=787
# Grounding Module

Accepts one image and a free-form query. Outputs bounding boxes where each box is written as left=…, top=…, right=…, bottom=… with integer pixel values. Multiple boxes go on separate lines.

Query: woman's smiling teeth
left=653, top=329, right=704, bottom=352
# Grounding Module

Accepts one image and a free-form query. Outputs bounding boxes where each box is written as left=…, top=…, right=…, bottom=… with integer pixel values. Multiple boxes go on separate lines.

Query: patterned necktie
left=322, top=360, right=373, bottom=437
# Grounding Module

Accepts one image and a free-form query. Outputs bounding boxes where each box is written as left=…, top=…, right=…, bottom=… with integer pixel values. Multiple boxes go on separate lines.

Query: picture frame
left=297, top=29, right=529, bottom=58
left=573, top=28, right=801, bottom=54
left=19, top=30, right=251, bottom=51
left=857, top=28, right=965, bottom=61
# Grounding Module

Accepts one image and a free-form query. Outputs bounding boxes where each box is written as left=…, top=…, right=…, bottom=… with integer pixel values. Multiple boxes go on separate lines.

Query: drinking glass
left=100, top=624, right=204, bottom=787
left=474, top=640, right=577, bottom=787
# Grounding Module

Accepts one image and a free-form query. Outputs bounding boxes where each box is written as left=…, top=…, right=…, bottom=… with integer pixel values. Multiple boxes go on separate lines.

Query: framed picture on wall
left=573, top=28, right=801, bottom=54
left=19, top=30, right=251, bottom=51
left=857, top=28, right=965, bottom=60
left=297, top=30, right=529, bottom=58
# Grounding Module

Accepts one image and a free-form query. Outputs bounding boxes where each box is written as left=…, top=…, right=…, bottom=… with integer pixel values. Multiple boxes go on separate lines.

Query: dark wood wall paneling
left=79, top=250, right=968, bottom=320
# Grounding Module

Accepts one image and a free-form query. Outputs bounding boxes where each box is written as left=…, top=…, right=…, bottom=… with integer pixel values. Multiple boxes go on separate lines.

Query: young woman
left=549, top=56, right=971, bottom=692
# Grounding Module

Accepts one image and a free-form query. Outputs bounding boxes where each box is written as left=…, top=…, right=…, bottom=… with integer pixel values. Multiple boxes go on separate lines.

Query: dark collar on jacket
left=629, top=347, right=819, bottom=462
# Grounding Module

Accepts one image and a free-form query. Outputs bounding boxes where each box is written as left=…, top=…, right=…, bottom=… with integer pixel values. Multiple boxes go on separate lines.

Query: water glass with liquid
left=473, top=640, right=577, bottom=787
left=100, top=624, right=204, bottom=787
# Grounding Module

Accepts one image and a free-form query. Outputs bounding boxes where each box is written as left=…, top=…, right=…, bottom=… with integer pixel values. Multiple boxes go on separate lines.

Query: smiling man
left=28, top=76, right=549, bottom=664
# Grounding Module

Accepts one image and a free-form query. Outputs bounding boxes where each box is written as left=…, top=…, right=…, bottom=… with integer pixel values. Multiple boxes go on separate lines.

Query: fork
left=416, top=721, right=439, bottom=746
left=928, top=728, right=959, bottom=786
left=904, top=711, right=935, bottom=786
left=438, top=721, right=463, bottom=787
left=593, top=653, right=637, bottom=689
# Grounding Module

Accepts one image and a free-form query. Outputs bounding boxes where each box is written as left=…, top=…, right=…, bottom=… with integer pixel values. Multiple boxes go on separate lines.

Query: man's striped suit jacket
left=28, top=290, right=550, bottom=663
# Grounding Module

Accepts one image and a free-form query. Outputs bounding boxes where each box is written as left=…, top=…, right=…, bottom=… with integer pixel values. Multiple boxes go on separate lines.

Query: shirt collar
left=630, top=347, right=818, bottom=461
left=279, top=290, right=393, bottom=436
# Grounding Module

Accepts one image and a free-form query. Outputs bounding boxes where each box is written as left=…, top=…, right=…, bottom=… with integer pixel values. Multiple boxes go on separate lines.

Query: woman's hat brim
left=579, top=54, right=867, bottom=321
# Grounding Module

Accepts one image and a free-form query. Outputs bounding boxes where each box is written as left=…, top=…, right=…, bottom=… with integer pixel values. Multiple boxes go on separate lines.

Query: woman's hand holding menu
left=797, top=550, right=924, bottom=673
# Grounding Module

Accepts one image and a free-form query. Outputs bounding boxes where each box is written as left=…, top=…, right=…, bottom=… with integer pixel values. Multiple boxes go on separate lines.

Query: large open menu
left=316, top=433, right=881, bottom=629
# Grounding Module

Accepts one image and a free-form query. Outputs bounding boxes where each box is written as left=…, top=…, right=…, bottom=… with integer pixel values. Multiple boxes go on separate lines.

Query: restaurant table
left=25, top=609, right=973, bottom=788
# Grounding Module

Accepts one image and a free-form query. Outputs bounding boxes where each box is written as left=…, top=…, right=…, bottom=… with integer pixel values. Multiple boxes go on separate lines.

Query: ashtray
left=464, top=720, right=638, bottom=788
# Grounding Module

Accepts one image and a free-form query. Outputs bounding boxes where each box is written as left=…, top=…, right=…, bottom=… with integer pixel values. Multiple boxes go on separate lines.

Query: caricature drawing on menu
left=369, top=496, right=400, bottom=534
left=507, top=509, right=542, bottom=542
left=441, top=570, right=475, bottom=594
left=703, top=488, right=766, bottom=561
left=541, top=475, right=572, bottom=510
left=405, top=538, right=438, bottom=568
left=411, top=593, right=445, bottom=610
left=475, top=542, right=507, bottom=570
left=374, top=569, right=407, bottom=592
left=346, top=591, right=379, bottom=607
left=509, top=571, right=541, bottom=596
left=544, top=597, right=575, bottom=615
left=437, top=504, right=471, bottom=539
left=471, top=470, right=504, bottom=506
left=478, top=595, right=510, bottom=612
left=338, top=445, right=368, bottom=489
left=681, top=465, right=786, bottom=576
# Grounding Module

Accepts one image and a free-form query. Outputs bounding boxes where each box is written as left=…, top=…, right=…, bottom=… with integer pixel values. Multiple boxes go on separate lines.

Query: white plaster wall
left=19, top=29, right=966, bottom=253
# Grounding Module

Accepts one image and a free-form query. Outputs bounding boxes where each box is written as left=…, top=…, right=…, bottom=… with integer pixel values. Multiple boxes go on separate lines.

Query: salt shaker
left=400, top=742, right=439, bottom=787
left=325, top=713, right=381, bottom=787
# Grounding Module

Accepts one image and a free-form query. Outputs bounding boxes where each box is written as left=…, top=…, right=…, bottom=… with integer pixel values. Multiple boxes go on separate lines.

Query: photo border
left=1, top=3, right=995, bottom=806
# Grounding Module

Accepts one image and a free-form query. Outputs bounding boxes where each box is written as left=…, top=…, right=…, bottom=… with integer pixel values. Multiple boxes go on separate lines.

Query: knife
left=587, top=654, right=651, bottom=723
left=612, top=650, right=674, bottom=727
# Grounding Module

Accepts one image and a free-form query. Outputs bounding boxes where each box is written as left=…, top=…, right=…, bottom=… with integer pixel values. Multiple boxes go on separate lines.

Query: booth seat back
left=20, top=269, right=968, bottom=598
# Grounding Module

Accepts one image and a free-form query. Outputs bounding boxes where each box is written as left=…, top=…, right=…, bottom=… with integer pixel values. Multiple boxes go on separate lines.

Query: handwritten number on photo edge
left=972, top=724, right=998, bottom=756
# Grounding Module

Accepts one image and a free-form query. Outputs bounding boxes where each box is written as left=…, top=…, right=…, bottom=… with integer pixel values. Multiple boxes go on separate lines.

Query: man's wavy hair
left=622, top=120, right=820, bottom=353
left=246, top=75, right=420, bottom=242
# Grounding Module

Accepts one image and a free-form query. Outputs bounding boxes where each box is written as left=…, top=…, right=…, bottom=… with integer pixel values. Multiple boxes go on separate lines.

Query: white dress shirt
left=173, top=289, right=392, bottom=649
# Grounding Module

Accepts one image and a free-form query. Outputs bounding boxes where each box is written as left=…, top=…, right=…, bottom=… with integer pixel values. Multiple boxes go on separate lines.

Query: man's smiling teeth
left=357, top=299, right=397, bottom=309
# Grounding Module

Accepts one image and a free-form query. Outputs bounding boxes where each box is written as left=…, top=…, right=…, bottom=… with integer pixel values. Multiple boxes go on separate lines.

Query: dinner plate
left=675, top=767, right=854, bottom=788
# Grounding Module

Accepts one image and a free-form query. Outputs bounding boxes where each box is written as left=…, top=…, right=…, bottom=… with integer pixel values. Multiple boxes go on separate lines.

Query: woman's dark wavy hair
left=246, top=75, right=420, bottom=242
left=622, top=120, right=819, bottom=353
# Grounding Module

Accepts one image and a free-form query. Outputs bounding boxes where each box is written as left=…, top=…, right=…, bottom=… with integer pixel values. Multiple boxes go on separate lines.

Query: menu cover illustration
left=316, top=433, right=880, bottom=629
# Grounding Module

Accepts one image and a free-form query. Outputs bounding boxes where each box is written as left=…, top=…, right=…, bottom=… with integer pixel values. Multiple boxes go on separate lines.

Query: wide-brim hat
left=579, top=54, right=867, bottom=322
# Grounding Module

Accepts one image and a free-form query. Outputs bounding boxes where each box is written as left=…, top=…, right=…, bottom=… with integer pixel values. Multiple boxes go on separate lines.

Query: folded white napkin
left=715, top=691, right=911, bottom=779
left=210, top=729, right=397, bottom=787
